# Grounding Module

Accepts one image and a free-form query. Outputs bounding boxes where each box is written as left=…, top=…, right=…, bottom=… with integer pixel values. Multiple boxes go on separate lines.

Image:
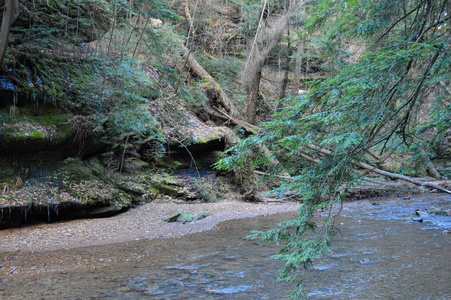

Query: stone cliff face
left=0, top=1, right=245, bottom=229
left=0, top=95, right=232, bottom=229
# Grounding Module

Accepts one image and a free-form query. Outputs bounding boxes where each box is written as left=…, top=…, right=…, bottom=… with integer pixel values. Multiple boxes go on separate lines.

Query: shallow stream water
left=0, top=193, right=450, bottom=299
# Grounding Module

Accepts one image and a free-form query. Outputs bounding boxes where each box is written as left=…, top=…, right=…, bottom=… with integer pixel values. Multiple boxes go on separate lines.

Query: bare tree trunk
left=424, top=154, right=441, bottom=179
left=246, top=66, right=261, bottom=124
left=209, top=106, right=260, bottom=134
left=291, top=40, right=304, bottom=95
left=242, top=4, right=293, bottom=124
left=0, top=0, right=19, bottom=67
left=280, top=28, right=292, bottom=100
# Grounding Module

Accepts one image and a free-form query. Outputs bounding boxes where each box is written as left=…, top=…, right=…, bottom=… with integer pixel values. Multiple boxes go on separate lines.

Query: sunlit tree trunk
left=291, top=40, right=304, bottom=95
left=243, top=1, right=302, bottom=124
left=0, top=0, right=19, bottom=67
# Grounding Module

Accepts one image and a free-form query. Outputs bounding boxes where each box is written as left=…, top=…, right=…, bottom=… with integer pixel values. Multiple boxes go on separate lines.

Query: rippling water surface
left=1, top=194, right=450, bottom=299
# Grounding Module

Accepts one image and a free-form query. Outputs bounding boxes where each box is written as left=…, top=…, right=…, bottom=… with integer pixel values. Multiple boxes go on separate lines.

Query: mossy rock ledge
left=0, top=159, right=133, bottom=229
left=0, top=156, right=200, bottom=229
left=0, top=121, right=75, bottom=155
left=165, top=110, right=230, bottom=153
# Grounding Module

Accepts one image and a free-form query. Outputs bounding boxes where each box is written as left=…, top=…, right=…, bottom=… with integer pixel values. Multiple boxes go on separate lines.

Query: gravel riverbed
left=0, top=198, right=300, bottom=253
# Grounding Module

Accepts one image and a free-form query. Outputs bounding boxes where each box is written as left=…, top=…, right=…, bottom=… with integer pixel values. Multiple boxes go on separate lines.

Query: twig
left=173, top=138, right=201, bottom=179
left=119, top=135, right=130, bottom=174
left=253, top=170, right=291, bottom=179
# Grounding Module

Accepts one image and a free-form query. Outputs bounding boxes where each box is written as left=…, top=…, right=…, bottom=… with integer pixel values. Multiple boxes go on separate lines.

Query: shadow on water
left=0, top=194, right=449, bottom=299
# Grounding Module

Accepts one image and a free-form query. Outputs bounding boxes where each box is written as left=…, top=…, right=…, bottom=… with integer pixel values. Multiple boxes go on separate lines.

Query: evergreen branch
left=375, top=0, right=428, bottom=44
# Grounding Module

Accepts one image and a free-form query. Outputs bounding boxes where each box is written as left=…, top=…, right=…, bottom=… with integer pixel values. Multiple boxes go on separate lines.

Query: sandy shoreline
left=0, top=199, right=300, bottom=253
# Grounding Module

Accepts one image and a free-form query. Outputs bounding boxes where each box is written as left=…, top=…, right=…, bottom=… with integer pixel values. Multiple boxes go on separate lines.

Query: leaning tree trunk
left=0, top=0, right=19, bottom=67
left=242, top=11, right=290, bottom=125
left=182, top=48, right=238, bottom=116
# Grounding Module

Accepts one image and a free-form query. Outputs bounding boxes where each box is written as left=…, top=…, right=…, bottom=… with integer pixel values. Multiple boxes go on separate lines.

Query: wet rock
left=0, top=157, right=134, bottom=229
left=164, top=212, right=192, bottom=223
left=117, top=181, right=146, bottom=195
left=415, top=211, right=431, bottom=219
left=164, top=211, right=210, bottom=223
left=152, top=182, right=186, bottom=198
left=148, top=173, right=188, bottom=199
left=358, top=258, right=372, bottom=264
left=427, top=207, right=449, bottom=216
left=0, top=120, right=75, bottom=155
left=176, top=212, right=196, bottom=223
left=195, top=211, right=210, bottom=221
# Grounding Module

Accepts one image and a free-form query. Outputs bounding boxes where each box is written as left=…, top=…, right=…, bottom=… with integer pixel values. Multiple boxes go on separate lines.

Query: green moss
left=149, top=187, right=160, bottom=195
left=38, top=110, right=65, bottom=120
left=30, top=131, right=46, bottom=138
left=153, top=157, right=182, bottom=169
left=63, top=162, right=94, bottom=182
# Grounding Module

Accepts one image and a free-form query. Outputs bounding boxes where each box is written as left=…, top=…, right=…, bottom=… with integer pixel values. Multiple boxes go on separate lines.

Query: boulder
left=164, top=211, right=210, bottom=223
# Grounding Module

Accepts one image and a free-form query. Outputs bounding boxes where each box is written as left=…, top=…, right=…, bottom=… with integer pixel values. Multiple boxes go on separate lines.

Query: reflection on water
left=0, top=194, right=450, bottom=299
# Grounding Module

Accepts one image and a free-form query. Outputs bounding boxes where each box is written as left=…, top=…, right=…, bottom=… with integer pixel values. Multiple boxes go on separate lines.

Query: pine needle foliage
left=217, top=0, right=450, bottom=297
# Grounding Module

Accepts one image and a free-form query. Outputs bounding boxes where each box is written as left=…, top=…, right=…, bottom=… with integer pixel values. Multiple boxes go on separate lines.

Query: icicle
left=24, top=207, right=27, bottom=222
left=13, top=91, right=17, bottom=106
left=55, top=204, right=59, bottom=217
left=48, top=204, right=50, bottom=222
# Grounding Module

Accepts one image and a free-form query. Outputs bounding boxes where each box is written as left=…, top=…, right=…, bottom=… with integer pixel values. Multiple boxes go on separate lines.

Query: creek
left=0, top=193, right=449, bottom=299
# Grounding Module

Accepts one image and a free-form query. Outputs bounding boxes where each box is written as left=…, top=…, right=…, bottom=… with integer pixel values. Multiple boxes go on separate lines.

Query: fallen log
left=254, top=170, right=291, bottom=179
left=208, top=107, right=259, bottom=134
left=304, top=144, right=451, bottom=194
left=182, top=49, right=238, bottom=116
left=179, top=54, right=290, bottom=176
left=357, top=161, right=451, bottom=194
